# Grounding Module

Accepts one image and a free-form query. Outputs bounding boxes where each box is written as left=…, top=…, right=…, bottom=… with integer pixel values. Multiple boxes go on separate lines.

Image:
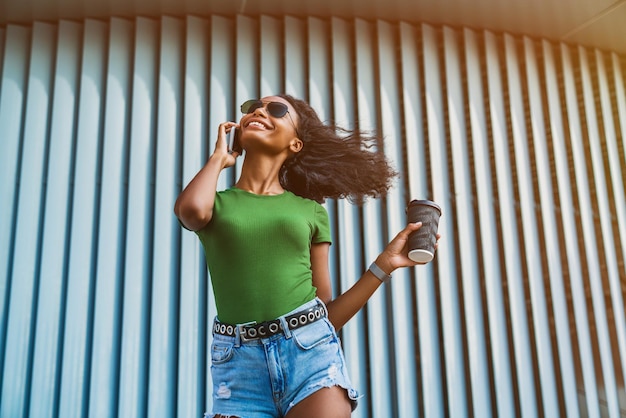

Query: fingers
left=385, top=222, right=421, bottom=255
left=211, top=122, right=241, bottom=169
left=217, top=121, right=238, bottom=141
left=215, top=121, right=239, bottom=153
left=388, top=222, right=421, bottom=247
left=400, top=221, right=422, bottom=235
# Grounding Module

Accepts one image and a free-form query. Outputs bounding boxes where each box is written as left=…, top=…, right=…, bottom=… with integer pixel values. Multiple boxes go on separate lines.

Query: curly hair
left=278, top=94, right=398, bottom=204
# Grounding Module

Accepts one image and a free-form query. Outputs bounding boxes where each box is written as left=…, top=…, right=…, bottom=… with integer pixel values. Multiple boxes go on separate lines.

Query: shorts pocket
left=211, top=340, right=234, bottom=364
left=292, top=318, right=334, bottom=350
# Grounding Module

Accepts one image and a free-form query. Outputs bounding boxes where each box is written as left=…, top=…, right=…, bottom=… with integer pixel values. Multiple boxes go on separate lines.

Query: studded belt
left=213, top=302, right=327, bottom=341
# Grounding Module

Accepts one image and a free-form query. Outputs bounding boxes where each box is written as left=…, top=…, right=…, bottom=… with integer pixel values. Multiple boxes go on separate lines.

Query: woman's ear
left=290, top=138, right=303, bottom=153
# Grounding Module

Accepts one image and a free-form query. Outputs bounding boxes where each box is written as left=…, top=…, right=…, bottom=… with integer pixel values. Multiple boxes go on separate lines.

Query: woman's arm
left=313, top=222, right=437, bottom=330
left=311, top=242, right=333, bottom=304
left=174, top=122, right=239, bottom=231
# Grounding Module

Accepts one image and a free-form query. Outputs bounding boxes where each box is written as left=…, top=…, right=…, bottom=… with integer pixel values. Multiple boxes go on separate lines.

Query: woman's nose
left=252, top=104, right=268, bottom=117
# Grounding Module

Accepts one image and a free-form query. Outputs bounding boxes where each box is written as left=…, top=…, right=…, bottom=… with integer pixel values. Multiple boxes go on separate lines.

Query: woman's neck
left=235, top=155, right=285, bottom=195
left=235, top=179, right=284, bottom=195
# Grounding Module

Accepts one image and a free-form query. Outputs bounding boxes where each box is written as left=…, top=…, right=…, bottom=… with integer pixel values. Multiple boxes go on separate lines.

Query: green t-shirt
left=196, top=187, right=332, bottom=324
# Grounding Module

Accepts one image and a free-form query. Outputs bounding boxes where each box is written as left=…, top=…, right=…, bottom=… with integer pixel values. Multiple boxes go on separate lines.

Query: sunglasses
left=241, top=99, right=289, bottom=118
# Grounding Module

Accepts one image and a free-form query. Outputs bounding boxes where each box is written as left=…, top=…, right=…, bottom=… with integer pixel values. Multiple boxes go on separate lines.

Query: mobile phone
left=228, top=127, right=242, bottom=154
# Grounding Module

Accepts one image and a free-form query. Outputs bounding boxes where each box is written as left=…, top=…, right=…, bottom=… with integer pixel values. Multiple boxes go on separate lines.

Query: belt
left=213, top=302, right=327, bottom=341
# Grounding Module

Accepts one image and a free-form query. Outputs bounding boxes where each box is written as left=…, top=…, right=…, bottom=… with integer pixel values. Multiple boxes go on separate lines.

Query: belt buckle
left=238, top=321, right=257, bottom=341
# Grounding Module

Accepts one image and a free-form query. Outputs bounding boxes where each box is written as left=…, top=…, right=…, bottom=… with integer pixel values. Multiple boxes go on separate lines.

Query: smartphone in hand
left=228, top=127, right=242, bottom=154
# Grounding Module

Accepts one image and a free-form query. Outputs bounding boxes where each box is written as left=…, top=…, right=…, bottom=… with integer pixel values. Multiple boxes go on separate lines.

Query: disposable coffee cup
left=406, top=200, right=441, bottom=263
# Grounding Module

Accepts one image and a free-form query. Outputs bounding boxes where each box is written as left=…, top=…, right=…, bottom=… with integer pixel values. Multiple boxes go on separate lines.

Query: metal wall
left=0, top=14, right=625, bottom=418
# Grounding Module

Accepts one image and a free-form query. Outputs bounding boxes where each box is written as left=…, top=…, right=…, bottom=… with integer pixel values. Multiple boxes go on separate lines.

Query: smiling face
left=239, top=96, right=302, bottom=155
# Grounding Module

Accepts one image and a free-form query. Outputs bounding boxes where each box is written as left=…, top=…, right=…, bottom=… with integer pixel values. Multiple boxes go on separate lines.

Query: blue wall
left=0, top=14, right=625, bottom=418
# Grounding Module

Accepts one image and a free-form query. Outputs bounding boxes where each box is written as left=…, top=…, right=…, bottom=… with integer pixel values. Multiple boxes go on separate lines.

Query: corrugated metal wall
left=0, top=14, right=625, bottom=418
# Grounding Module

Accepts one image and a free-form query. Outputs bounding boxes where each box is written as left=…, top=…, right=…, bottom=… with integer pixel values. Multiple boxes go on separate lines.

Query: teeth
left=249, top=121, right=267, bottom=129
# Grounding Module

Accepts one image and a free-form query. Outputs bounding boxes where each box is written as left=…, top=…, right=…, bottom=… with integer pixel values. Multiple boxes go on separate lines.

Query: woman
left=175, top=95, right=439, bottom=418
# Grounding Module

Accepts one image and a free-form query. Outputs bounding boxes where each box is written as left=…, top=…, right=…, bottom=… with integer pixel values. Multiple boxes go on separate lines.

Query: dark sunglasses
left=240, top=99, right=290, bottom=118
left=240, top=99, right=300, bottom=137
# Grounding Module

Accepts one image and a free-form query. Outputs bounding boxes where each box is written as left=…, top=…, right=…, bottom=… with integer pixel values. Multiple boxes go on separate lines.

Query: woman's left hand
left=375, top=222, right=441, bottom=274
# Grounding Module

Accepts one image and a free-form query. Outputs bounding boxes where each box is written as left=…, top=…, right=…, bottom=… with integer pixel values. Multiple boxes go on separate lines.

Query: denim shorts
left=205, top=298, right=359, bottom=418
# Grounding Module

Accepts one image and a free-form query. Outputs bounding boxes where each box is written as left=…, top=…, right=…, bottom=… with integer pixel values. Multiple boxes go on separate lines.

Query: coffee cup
left=406, top=199, right=441, bottom=263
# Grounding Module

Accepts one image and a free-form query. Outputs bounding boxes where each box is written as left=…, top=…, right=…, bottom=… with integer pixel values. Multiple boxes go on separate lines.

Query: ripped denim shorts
left=205, top=298, right=359, bottom=418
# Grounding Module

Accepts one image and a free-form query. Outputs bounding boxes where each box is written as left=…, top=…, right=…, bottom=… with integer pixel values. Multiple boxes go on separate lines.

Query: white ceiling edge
left=0, top=0, right=625, bottom=54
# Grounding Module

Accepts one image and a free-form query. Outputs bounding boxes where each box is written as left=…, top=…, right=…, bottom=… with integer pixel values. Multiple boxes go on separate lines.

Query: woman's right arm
left=174, top=122, right=239, bottom=231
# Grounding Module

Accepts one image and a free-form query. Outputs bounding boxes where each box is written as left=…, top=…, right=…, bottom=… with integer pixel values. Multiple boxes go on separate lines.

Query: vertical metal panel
left=485, top=30, right=539, bottom=418
left=0, top=27, right=4, bottom=75
left=178, top=15, right=210, bottom=418
left=1, top=13, right=625, bottom=418
left=235, top=14, right=259, bottom=104
left=0, top=29, right=29, bottom=379
left=1, top=20, right=55, bottom=418
left=88, top=17, right=132, bottom=418
left=527, top=35, right=580, bottom=417
left=117, top=16, right=158, bottom=418
left=331, top=17, right=368, bottom=418
left=594, top=50, right=626, bottom=382
left=354, top=17, right=393, bottom=418
left=0, top=22, right=28, bottom=418
left=259, top=15, right=282, bottom=97
left=284, top=16, right=306, bottom=98
left=399, top=22, right=445, bottom=418
left=29, top=20, right=81, bottom=418
left=422, top=23, right=467, bottom=418
left=307, top=17, right=331, bottom=118
left=306, top=16, right=334, bottom=276
left=444, top=27, right=492, bottom=418
left=147, top=16, right=184, bottom=418
left=595, top=46, right=626, bottom=408
left=207, top=15, right=235, bottom=222
left=578, top=46, right=622, bottom=283
left=614, top=53, right=626, bottom=163
left=377, top=19, right=418, bottom=418
left=577, top=45, right=622, bottom=418
left=209, top=14, right=235, bottom=148
left=206, top=14, right=237, bottom=411
left=464, top=28, right=516, bottom=418
left=561, top=43, right=609, bottom=417
left=543, top=39, right=601, bottom=418
left=59, top=18, right=107, bottom=418
left=233, top=14, right=258, bottom=179
left=306, top=17, right=336, bottom=302
left=511, top=35, right=560, bottom=417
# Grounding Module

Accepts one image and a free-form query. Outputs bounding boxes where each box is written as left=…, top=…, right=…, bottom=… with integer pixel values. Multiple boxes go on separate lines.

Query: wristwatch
left=369, top=261, right=392, bottom=283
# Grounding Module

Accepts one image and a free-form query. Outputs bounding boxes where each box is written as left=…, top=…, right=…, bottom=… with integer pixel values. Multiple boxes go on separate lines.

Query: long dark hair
left=278, top=94, right=397, bottom=204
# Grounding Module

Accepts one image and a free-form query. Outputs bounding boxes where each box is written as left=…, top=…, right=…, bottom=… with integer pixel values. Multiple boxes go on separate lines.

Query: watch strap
left=369, top=261, right=392, bottom=283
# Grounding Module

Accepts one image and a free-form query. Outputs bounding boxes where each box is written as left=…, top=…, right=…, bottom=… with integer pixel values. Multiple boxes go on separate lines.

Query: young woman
left=175, top=95, right=440, bottom=418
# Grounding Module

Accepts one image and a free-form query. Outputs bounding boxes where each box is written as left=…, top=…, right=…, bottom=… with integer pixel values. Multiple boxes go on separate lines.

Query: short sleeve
left=312, top=203, right=332, bottom=244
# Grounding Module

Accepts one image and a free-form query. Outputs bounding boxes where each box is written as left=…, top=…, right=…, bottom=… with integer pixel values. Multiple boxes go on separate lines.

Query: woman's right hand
left=214, top=121, right=241, bottom=168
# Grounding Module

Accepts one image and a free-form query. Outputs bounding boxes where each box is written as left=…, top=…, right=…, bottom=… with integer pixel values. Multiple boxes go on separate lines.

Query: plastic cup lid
left=406, top=199, right=441, bottom=215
